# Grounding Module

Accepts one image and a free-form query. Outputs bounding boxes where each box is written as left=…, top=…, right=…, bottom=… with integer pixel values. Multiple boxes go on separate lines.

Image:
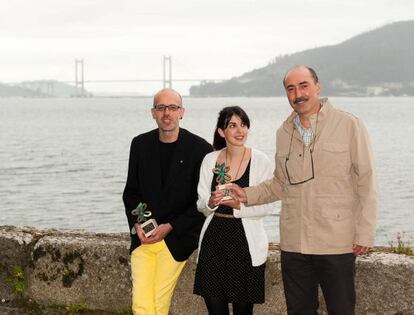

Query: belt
left=214, top=212, right=235, bottom=219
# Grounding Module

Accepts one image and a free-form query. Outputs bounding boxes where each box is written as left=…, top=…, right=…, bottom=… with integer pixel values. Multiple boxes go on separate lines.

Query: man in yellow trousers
left=123, top=88, right=212, bottom=314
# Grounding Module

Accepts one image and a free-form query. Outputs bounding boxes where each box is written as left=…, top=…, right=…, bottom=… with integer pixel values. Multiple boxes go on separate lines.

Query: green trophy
left=212, top=162, right=232, bottom=200
left=131, top=202, right=158, bottom=237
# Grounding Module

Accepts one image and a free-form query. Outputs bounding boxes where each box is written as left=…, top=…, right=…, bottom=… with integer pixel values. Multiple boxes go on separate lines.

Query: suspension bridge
left=9, top=56, right=225, bottom=97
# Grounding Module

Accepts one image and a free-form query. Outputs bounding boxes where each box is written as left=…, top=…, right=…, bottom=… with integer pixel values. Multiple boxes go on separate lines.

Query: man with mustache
left=230, top=65, right=377, bottom=314
left=123, top=88, right=212, bottom=314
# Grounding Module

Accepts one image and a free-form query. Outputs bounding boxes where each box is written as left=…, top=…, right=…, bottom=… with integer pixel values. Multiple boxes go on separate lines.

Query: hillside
left=0, top=80, right=91, bottom=97
left=0, top=83, right=44, bottom=97
left=190, top=20, right=414, bottom=96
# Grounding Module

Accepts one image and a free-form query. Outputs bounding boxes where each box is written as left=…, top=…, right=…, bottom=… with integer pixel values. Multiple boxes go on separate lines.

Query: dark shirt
left=159, top=140, right=177, bottom=188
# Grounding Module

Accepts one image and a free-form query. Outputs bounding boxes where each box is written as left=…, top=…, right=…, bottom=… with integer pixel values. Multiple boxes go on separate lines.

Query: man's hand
left=220, top=198, right=240, bottom=210
left=209, top=186, right=241, bottom=209
left=353, top=244, right=370, bottom=256
left=135, top=223, right=173, bottom=244
left=228, top=183, right=248, bottom=203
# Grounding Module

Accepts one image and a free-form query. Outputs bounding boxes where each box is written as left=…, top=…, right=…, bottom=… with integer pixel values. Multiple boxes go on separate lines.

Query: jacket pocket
left=318, top=143, right=350, bottom=177
left=320, top=207, right=352, bottom=221
left=314, top=197, right=355, bottom=248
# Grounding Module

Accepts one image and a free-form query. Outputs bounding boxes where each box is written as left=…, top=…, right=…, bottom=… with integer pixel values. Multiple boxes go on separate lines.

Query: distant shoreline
left=1, top=94, right=414, bottom=99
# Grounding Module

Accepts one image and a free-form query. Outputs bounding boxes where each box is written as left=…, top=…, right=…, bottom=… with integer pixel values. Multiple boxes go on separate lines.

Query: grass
left=389, top=231, right=414, bottom=256
left=66, top=303, right=87, bottom=315
left=6, top=265, right=26, bottom=295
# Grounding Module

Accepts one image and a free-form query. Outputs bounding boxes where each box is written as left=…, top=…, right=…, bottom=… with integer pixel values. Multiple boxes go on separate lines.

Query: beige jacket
left=245, top=99, right=377, bottom=254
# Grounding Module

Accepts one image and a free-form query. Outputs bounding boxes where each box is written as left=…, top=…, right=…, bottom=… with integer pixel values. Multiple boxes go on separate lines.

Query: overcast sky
left=1, top=0, right=413, bottom=95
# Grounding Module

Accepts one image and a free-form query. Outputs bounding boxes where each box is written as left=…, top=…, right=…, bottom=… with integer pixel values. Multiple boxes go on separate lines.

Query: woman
left=194, top=106, right=275, bottom=315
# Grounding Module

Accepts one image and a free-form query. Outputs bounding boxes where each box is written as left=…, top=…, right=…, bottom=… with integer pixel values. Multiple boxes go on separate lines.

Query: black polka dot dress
left=193, top=160, right=266, bottom=304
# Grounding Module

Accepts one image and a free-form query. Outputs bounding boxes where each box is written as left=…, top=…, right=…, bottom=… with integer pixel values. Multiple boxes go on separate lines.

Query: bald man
left=123, top=88, right=212, bottom=315
left=230, top=66, right=377, bottom=314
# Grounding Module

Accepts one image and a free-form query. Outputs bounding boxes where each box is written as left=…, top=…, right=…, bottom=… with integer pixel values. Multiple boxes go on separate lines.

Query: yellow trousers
left=131, top=240, right=186, bottom=315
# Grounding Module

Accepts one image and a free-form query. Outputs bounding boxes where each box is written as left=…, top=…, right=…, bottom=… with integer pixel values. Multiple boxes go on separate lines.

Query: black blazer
left=123, top=128, right=212, bottom=261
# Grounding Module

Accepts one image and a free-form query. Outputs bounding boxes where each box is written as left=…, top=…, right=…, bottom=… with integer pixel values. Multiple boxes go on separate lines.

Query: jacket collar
left=283, top=97, right=333, bottom=140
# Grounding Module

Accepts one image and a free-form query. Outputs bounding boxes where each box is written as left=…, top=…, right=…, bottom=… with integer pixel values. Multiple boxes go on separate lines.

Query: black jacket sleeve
left=122, top=137, right=141, bottom=232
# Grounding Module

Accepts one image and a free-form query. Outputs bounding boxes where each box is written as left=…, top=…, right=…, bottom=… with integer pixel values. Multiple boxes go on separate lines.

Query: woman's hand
left=208, top=189, right=224, bottom=208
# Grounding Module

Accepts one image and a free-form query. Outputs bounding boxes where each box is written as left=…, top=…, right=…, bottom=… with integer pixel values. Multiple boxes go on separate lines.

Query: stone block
left=356, top=252, right=414, bottom=315
left=0, top=226, right=35, bottom=305
left=26, top=231, right=131, bottom=313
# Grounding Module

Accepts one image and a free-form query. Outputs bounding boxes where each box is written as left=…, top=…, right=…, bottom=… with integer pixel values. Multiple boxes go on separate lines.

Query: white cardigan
left=196, top=148, right=277, bottom=266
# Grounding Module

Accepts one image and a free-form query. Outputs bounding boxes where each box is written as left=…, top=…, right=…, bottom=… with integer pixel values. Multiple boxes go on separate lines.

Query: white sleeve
left=197, top=154, right=218, bottom=217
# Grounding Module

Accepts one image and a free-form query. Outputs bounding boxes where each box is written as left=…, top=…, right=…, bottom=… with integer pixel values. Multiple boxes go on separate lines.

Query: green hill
left=190, top=20, right=414, bottom=97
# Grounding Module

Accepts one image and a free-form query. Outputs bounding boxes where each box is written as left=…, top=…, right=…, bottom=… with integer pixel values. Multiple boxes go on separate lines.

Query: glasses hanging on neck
left=284, top=113, right=318, bottom=185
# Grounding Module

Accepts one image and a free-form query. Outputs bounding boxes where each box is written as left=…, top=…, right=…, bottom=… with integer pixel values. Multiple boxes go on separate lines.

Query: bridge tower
left=163, top=56, right=172, bottom=88
left=46, top=81, right=55, bottom=97
left=75, top=59, right=85, bottom=97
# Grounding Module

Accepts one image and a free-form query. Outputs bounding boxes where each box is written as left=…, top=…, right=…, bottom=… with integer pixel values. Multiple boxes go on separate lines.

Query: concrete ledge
left=1, top=226, right=413, bottom=314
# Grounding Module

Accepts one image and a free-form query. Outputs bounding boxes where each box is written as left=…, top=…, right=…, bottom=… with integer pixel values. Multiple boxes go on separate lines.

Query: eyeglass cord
left=287, top=111, right=319, bottom=160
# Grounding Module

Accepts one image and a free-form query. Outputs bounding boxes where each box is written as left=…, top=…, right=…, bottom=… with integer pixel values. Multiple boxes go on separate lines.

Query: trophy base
left=218, top=184, right=232, bottom=201
left=141, top=219, right=158, bottom=237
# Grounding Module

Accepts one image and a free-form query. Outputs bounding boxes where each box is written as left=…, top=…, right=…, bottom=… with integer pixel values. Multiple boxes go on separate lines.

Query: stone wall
left=1, top=226, right=413, bottom=314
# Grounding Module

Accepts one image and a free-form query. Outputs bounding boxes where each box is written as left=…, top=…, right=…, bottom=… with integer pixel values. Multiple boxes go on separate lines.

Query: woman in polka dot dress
left=194, top=106, right=276, bottom=315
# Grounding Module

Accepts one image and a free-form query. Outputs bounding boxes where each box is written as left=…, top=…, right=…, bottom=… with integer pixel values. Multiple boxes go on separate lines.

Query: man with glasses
left=123, top=88, right=212, bottom=314
left=230, top=65, right=377, bottom=314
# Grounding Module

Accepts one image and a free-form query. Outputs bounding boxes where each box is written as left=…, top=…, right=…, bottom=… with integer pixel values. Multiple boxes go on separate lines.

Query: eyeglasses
left=153, top=104, right=182, bottom=112
left=284, top=113, right=318, bottom=185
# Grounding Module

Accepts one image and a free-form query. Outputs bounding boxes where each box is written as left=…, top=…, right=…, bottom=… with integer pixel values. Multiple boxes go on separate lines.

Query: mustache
left=293, top=96, right=309, bottom=104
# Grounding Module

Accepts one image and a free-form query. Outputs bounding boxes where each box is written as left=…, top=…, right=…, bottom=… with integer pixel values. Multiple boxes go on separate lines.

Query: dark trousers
left=281, top=251, right=356, bottom=315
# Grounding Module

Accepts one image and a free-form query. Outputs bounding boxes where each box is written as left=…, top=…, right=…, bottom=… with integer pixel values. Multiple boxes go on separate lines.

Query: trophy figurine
left=213, top=162, right=232, bottom=200
left=131, top=202, right=158, bottom=237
